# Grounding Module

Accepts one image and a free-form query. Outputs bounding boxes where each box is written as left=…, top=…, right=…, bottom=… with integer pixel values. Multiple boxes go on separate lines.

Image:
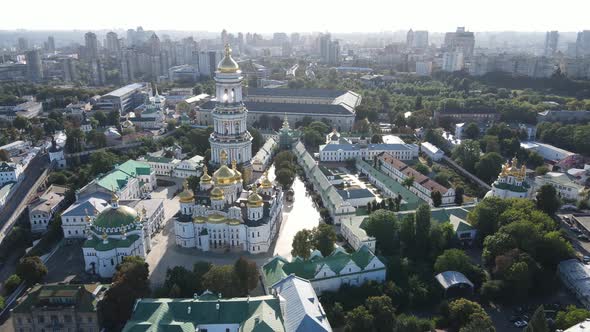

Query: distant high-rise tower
left=62, top=58, right=77, bottom=82
left=17, top=37, right=29, bottom=51
left=221, top=29, right=228, bottom=44
left=46, top=36, right=55, bottom=54
left=576, top=30, right=590, bottom=57
left=443, top=27, right=475, bottom=58
left=544, top=31, right=559, bottom=56
left=105, top=32, right=120, bottom=56
left=406, top=29, right=414, bottom=48
left=25, top=49, right=43, bottom=82
left=85, top=32, right=99, bottom=60
left=319, top=33, right=340, bottom=65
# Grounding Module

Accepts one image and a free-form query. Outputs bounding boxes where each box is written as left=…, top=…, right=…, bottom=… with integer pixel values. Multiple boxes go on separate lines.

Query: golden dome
left=247, top=187, right=263, bottom=208
left=260, top=171, right=273, bottom=189
left=217, top=44, right=239, bottom=73
left=210, top=187, right=225, bottom=200
left=213, top=165, right=237, bottom=185
left=178, top=181, right=195, bottom=203
left=200, top=165, right=212, bottom=184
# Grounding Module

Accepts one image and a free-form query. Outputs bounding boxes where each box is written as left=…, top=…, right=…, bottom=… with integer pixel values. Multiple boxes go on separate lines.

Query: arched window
left=223, top=89, right=228, bottom=103
left=231, top=88, right=235, bottom=102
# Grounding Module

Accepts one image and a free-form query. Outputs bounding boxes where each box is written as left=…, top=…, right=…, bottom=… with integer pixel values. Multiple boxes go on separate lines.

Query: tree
left=4, top=274, right=22, bottom=294
left=464, top=123, right=480, bottom=139
left=93, top=111, right=108, bottom=126
left=365, top=296, right=396, bottom=332
left=344, top=305, right=374, bottom=332
left=455, top=186, right=464, bottom=205
left=476, top=152, right=504, bottom=184
left=459, top=314, right=495, bottom=332
left=99, top=256, right=150, bottom=329
left=415, top=163, right=429, bottom=175
left=89, top=150, right=119, bottom=175
left=107, top=110, right=120, bottom=127
left=202, top=265, right=239, bottom=298
left=556, top=305, right=590, bottom=330
left=16, top=256, right=47, bottom=285
left=431, top=191, right=442, bottom=207
left=234, top=257, right=259, bottom=295
left=313, top=224, right=337, bottom=257
left=371, top=134, right=382, bottom=143
left=364, top=210, right=400, bottom=256
left=448, top=298, right=490, bottom=331
left=291, top=229, right=314, bottom=259
left=435, top=249, right=484, bottom=286
left=249, top=127, right=264, bottom=155
left=452, top=140, right=482, bottom=172
left=13, top=116, right=30, bottom=131
left=415, top=204, right=431, bottom=252
left=536, top=184, right=560, bottom=215
left=65, top=128, right=85, bottom=153
left=525, top=305, right=549, bottom=332
left=402, top=176, right=414, bottom=188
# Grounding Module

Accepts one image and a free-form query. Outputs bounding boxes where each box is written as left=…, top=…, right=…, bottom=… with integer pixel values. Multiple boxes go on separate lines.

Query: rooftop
left=102, top=83, right=145, bottom=98
left=246, top=88, right=347, bottom=99
left=13, top=283, right=106, bottom=313
left=201, top=101, right=354, bottom=116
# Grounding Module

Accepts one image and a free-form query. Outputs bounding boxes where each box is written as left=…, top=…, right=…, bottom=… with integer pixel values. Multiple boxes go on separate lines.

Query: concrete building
left=337, top=188, right=375, bottom=207
left=96, top=83, right=148, bottom=113
left=123, top=276, right=332, bottom=332
left=442, top=52, right=464, bottom=72
left=559, top=259, right=590, bottom=309
left=534, top=172, right=585, bottom=202
left=378, top=153, right=456, bottom=206
left=537, top=110, right=590, bottom=123
left=415, top=61, right=433, bottom=76
left=28, top=185, right=68, bottom=234
left=520, top=141, right=577, bottom=164
left=84, top=32, right=99, bottom=60
left=294, top=142, right=356, bottom=224
left=545, top=31, right=559, bottom=56
left=443, top=27, right=475, bottom=58
left=340, top=216, right=376, bottom=252
left=77, top=160, right=156, bottom=201
left=252, top=137, right=277, bottom=172
left=421, top=142, right=444, bottom=161
left=197, top=50, right=222, bottom=77
left=197, top=88, right=361, bottom=132
left=0, top=162, right=23, bottom=186
left=11, top=283, right=106, bottom=332
left=319, top=143, right=418, bottom=162
left=25, top=49, right=43, bottom=82
left=263, top=246, right=386, bottom=294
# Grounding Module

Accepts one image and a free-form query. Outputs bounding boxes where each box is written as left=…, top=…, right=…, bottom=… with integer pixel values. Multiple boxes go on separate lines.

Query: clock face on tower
left=209, top=44, right=253, bottom=172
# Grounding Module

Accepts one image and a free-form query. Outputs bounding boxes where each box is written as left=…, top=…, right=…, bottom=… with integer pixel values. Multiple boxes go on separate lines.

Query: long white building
left=319, top=142, right=418, bottom=162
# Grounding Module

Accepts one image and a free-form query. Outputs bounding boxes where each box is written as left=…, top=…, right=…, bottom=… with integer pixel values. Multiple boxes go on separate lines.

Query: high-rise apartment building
left=544, top=31, right=559, bottom=56
left=197, top=50, right=222, bottom=77
left=62, top=58, right=77, bottom=82
left=105, top=31, right=120, bottom=55
left=25, top=49, right=43, bottom=81
left=319, top=33, right=340, bottom=65
left=84, top=32, right=99, bottom=60
left=17, top=37, right=29, bottom=51
left=576, top=30, right=590, bottom=57
left=46, top=36, right=55, bottom=54
left=443, top=27, right=475, bottom=58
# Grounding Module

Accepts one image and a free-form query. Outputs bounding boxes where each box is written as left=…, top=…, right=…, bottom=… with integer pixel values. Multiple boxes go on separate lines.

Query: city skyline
left=2, top=0, right=589, bottom=33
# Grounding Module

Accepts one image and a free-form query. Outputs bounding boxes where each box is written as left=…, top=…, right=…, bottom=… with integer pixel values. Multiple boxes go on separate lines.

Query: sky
left=2, top=0, right=589, bottom=33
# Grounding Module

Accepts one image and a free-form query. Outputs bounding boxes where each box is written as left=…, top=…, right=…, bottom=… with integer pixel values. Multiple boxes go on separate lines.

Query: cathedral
left=174, top=45, right=283, bottom=254
left=486, top=157, right=531, bottom=199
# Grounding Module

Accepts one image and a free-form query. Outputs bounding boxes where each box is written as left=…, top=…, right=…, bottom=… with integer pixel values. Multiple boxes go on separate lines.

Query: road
left=0, top=152, right=50, bottom=244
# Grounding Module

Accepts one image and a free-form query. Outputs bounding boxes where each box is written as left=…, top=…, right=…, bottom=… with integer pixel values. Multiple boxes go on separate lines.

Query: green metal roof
left=118, top=160, right=152, bottom=176
left=263, top=246, right=379, bottom=286
left=122, top=296, right=285, bottom=332
left=97, top=169, right=133, bottom=191
left=83, top=234, right=140, bottom=251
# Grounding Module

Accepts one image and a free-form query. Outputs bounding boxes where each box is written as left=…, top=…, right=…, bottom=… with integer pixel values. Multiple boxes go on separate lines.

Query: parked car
left=514, top=320, right=528, bottom=328
left=583, top=256, right=590, bottom=264
left=578, top=234, right=589, bottom=242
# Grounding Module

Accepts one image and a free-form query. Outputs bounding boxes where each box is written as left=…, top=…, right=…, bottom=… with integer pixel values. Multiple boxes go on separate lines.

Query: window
left=38, top=316, right=44, bottom=323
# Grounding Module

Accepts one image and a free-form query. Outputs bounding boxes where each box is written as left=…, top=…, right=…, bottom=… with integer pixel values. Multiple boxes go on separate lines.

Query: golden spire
left=84, top=208, right=91, bottom=223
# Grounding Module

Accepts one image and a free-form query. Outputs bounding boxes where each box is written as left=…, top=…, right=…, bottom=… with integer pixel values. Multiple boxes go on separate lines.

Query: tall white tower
left=209, top=44, right=253, bottom=175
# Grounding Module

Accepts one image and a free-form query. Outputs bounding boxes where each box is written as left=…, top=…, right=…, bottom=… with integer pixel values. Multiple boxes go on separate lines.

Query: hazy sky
left=2, top=0, right=589, bottom=32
